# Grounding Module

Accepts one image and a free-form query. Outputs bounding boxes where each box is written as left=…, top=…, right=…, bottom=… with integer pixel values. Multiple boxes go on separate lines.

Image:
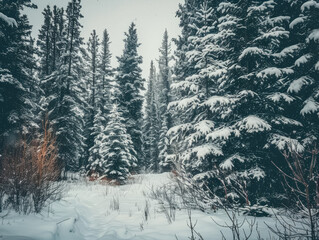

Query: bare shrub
left=0, top=140, right=34, bottom=213
left=171, top=170, right=270, bottom=240
left=269, top=143, right=319, bottom=240
left=186, top=209, right=204, bottom=240
left=31, top=119, right=62, bottom=213
left=0, top=118, right=63, bottom=214
left=149, top=184, right=178, bottom=223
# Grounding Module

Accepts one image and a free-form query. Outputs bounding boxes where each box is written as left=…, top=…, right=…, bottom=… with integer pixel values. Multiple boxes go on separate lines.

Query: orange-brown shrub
left=0, top=119, right=62, bottom=214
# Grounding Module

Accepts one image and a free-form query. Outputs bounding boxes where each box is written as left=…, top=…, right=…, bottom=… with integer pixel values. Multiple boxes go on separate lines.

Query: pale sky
left=24, top=0, right=182, bottom=79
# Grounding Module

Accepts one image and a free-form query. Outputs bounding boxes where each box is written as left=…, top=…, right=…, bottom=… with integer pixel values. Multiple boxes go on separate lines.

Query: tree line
left=0, top=0, right=318, bottom=208
left=0, top=0, right=172, bottom=184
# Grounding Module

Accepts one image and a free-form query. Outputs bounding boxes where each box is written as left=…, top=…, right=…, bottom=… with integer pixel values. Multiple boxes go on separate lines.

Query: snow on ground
left=0, top=173, right=276, bottom=240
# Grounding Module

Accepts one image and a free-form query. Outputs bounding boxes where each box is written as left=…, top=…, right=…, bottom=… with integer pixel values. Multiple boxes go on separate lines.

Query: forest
left=0, top=0, right=318, bottom=239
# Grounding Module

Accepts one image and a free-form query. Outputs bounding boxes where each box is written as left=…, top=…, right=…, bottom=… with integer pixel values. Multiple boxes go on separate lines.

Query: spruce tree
left=99, top=29, right=113, bottom=118
left=213, top=0, right=289, bottom=203
left=157, top=30, right=173, bottom=171
left=286, top=0, right=319, bottom=146
left=167, top=1, right=224, bottom=176
left=42, top=0, right=86, bottom=171
left=85, top=29, right=101, bottom=169
left=37, top=5, right=52, bottom=77
left=117, top=22, right=144, bottom=168
left=167, top=0, right=304, bottom=205
left=37, top=5, right=64, bottom=77
left=0, top=0, right=39, bottom=150
left=90, top=102, right=137, bottom=183
left=51, top=6, right=64, bottom=72
left=143, top=61, right=160, bottom=171
left=87, top=29, right=114, bottom=173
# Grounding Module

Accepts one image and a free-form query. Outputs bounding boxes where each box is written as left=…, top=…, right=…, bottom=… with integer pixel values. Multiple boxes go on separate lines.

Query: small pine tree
left=91, top=103, right=137, bottom=183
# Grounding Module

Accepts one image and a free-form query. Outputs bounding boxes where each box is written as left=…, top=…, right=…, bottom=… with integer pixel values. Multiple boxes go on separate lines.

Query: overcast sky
left=25, top=0, right=182, bottom=78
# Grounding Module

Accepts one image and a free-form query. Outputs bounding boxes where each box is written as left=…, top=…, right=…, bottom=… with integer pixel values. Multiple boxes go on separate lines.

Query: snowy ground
left=0, top=173, right=277, bottom=240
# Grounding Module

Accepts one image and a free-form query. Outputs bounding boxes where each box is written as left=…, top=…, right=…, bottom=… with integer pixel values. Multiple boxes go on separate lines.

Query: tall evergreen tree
left=85, top=29, right=101, bottom=168
left=167, top=0, right=308, bottom=205
left=99, top=29, right=113, bottom=117
left=37, top=5, right=64, bottom=77
left=42, top=0, right=86, bottom=171
left=51, top=6, right=64, bottom=72
left=165, top=0, right=206, bottom=171
left=168, top=0, right=227, bottom=184
left=212, top=0, right=293, bottom=203
left=117, top=22, right=144, bottom=168
left=87, top=29, right=114, bottom=173
left=0, top=0, right=39, bottom=150
left=37, top=5, right=52, bottom=77
left=285, top=0, right=319, bottom=146
left=157, top=30, right=173, bottom=171
left=143, top=61, right=160, bottom=171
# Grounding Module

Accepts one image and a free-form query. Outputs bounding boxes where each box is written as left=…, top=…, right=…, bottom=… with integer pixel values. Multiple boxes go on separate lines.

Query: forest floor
left=0, top=173, right=277, bottom=240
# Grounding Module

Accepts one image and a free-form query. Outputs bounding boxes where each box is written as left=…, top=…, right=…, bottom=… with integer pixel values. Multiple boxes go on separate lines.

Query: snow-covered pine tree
left=167, top=0, right=226, bottom=182
left=168, top=0, right=306, bottom=206
left=157, top=30, right=173, bottom=171
left=0, top=0, right=39, bottom=150
left=37, top=5, right=53, bottom=77
left=99, top=29, right=113, bottom=119
left=212, top=0, right=272, bottom=203
left=90, top=102, right=137, bottom=183
left=85, top=29, right=101, bottom=169
left=285, top=0, right=319, bottom=147
left=84, top=30, right=100, bottom=166
left=86, top=30, right=100, bottom=111
left=203, top=0, right=302, bottom=204
left=158, top=30, right=172, bottom=120
left=37, top=5, right=64, bottom=77
left=51, top=6, right=64, bottom=72
left=42, top=0, right=86, bottom=171
left=87, top=29, right=114, bottom=173
left=27, top=34, right=43, bottom=138
left=143, top=61, right=160, bottom=171
left=39, top=5, right=65, bottom=126
left=117, top=22, right=144, bottom=168
left=165, top=0, right=205, bottom=170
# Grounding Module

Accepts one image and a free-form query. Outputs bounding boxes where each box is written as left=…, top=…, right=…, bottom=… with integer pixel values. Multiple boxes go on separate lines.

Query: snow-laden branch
left=0, top=12, right=17, bottom=27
